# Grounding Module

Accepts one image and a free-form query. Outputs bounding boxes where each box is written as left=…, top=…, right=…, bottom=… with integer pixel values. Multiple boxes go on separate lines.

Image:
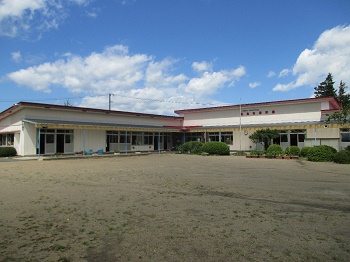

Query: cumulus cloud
left=7, top=46, right=246, bottom=114
left=145, top=59, right=188, bottom=88
left=180, top=66, right=246, bottom=96
left=273, top=25, right=350, bottom=92
left=192, top=61, right=213, bottom=73
left=0, top=0, right=89, bottom=37
left=7, top=45, right=150, bottom=93
left=249, top=82, right=261, bottom=88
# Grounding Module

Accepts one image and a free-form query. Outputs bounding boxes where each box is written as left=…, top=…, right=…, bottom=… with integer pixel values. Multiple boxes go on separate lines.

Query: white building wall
left=182, top=102, right=322, bottom=127
left=21, top=107, right=182, bottom=127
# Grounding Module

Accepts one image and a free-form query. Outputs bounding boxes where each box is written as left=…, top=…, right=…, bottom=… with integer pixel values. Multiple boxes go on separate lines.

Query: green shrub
left=285, top=146, right=300, bottom=156
left=307, top=145, right=337, bottom=162
left=345, top=145, right=350, bottom=151
left=250, top=150, right=265, bottom=156
left=201, top=142, right=230, bottom=155
left=333, top=150, right=350, bottom=164
left=177, top=141, right=203, bottom=154
left=266, top=144, right=284, bottom=157
left=0, top=147, right=17, bottom=157
left=300, top=146, right=312, bottom=157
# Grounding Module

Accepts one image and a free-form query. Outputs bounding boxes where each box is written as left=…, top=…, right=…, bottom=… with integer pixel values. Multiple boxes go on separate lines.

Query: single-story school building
left=0, top=97, right=349, bottom=156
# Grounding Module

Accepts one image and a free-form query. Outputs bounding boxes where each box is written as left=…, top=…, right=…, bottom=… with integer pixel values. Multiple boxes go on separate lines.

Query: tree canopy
left=249, top=129, right=280, bottom=150
left=314, top=73, right=336, bottom=98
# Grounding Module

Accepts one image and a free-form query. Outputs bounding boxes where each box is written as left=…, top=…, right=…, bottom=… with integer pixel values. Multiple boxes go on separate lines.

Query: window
left=65, top=134, right=73, bottom=143
left=281, top=134, right=288, bottom=142
left=221, top=132, right=233, bottom=145
left=208, top=132, right=220, bottom=142
left=132, top=132, right=143, bottom=145
left=341, top=129, right=350, bottom=142
left=144, top=132, right=154, bottom=145
left=120, top=132, right=130, bottom=143
left=0, top=133, right=14, bottom=146
left=184, top=133, right=203, bottom=142
left=46, top=134, right=54, bottom=144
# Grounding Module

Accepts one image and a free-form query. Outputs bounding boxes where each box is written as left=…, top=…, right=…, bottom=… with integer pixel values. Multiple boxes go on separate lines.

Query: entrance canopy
left=23, top=119, right=180, bottom=132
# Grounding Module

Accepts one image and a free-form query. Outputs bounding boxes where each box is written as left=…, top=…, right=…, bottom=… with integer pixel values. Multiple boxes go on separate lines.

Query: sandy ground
left=0, top=154, right=349, bottom=262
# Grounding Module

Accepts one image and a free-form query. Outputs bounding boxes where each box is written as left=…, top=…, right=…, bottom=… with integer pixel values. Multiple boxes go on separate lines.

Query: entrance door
left=39, top=134, right=45, bottom=154
left=290, top=134, right=298, bottom=146
left=56, top=134, right=64, bottom=153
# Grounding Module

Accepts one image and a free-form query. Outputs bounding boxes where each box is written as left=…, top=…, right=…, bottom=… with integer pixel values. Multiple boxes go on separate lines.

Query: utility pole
left=109, top=93, right=114, bottom=110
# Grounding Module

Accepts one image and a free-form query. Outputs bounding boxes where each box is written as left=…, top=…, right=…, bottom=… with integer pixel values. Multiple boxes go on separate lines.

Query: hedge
left=177, top=141, right=203, bottom=154
left=201, top=142, right=230, bottom=155
left=300, top=146, right=312, bottom=157
left=266, top=144, right=284, bottom=157
left=285, top=146, right=300, bottom=156
left=0, top=147, right=17, bottom=157
left=307, top=145, right=337, bottom=162
left=333, top=150, right=350, bottom=164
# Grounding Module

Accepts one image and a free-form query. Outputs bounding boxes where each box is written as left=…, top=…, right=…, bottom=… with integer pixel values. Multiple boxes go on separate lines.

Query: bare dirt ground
left=0, top=154, right=349, bottom=262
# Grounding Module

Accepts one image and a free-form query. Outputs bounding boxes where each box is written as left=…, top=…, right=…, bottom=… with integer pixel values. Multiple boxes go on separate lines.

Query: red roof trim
left=0, top=101, right=183, bottom=121
left=163, top=125, right=203, bottom=131
left=174, top=97, right=340, bottom=114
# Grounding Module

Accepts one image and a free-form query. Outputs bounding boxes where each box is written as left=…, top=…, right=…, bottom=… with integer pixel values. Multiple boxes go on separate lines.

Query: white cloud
left=278, top=69, right=290, bottom=78
left=7, top=45, right=150, bottom=93
left=11, top=51, right=22, bottom=63
left=249, top=82, right=261, bottom=88
left=267, top=71, right=276, bottom=78
left=145, top=59, right=188, bottom=88
left=274, top=25, right=350, bottom=92
left=180, top=66, right=246, bottom=96
left=7, top=45, right=246, bottom=114
left=192, top=61, right=213, bottom=73
left=0, top=0, right=89, bottom=37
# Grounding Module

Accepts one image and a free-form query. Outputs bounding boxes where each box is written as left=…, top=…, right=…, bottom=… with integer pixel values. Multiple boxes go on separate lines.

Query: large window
left=0, top=133, right=14, bottom=146
left=184, top=132, right=203, bottom=142
left=341, top=129, right=350, bottom=142
left=144, top=132, right=154, bottom=145
left=221, top=132, right=233, bottom=145
left=208, top=132, right=220, bottom=142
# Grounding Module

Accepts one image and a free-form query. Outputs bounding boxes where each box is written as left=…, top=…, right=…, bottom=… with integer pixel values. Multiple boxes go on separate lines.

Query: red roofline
left=174, top=97, right=340, bottom=114
left=164, top=125, right=203, bottom=131
left=0, top=101, right=183, bottom=121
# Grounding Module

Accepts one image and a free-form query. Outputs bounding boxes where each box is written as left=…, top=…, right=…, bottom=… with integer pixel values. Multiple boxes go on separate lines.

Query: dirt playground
left=0, top=154, right=349, bottom=261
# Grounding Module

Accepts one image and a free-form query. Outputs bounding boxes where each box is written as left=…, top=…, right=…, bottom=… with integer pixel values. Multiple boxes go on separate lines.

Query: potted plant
left=114, top=149, right=120, bottom=155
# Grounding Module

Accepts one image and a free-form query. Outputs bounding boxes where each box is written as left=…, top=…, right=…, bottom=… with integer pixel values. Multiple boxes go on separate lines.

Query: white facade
left=1, top=97, right=349, bottom=156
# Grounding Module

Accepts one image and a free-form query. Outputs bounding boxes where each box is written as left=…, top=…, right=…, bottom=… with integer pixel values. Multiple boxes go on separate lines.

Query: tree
left=249, top=129, right=280, bottom=150
left=314, top=73, right=336, bottom=98
left=326, top=80, right=350, bottom=125
left=64, top=99, right=72, bottom=106
left=337, top=80, right=350, bottom=109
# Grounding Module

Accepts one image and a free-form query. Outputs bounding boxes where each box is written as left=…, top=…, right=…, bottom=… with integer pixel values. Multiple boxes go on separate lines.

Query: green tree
left=314, top=73, right=336, bottom=98
left=327, top=80, right=350, bottom=125
left=249, top=129, right=280, bottom=150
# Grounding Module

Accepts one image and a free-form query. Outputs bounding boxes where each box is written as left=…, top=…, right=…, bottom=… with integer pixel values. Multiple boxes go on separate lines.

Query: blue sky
left=1, top=0, right=350, bottom=115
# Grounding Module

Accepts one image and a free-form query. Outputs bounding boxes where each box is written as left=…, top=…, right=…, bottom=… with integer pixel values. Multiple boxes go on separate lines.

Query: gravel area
left=0, top=154, right=349, bottom=261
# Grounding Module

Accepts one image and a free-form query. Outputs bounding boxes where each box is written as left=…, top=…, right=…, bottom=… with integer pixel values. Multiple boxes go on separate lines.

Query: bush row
left=254, top=144, right=350, bottom=164
left=0, top=147, right=17, bottom=157
left=177, top=141, right=230, bottom=155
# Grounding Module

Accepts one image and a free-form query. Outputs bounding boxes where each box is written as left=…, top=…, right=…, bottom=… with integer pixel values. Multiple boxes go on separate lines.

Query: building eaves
left=174, top=97, right=340, bottom=114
